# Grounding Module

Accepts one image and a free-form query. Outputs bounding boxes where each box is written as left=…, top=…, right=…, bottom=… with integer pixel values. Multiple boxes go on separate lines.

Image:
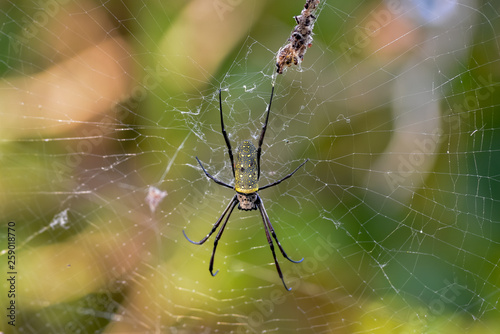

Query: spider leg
left=219, top=89, right=235, bottom=178
left=258, top=194, right=304, bottom=263
left=256, top=84, right=275, bottom=180
left=259, top=159, right=308, bottom=191
left=209, top=198, right=238, bottom=276
left=196, top=157, right=233, bottom=190
left=257, top=198, right=291, bottom=291
left=183, top=195, right=238, bottom=245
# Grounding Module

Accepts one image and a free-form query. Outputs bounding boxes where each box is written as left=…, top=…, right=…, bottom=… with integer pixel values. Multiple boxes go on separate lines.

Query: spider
left=183, top=85, right=308, bottom=290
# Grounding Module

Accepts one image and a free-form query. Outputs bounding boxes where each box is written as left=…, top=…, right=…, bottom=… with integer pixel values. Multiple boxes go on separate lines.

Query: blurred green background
left=0, top=0, right=499, bottom=333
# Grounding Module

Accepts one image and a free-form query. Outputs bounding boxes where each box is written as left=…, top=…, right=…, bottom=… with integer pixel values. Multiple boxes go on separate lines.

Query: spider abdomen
left=234, top=140, right=259, bottom=194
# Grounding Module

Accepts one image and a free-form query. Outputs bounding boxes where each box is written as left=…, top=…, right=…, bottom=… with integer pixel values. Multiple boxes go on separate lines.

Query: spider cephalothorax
left=236, top=192, right=258, bottom=211
left=183, top=85, right=308, bottom=290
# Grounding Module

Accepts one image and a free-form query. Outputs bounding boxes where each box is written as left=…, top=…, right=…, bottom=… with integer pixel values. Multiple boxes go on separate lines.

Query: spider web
left=1, top=0, right=499, bottom=333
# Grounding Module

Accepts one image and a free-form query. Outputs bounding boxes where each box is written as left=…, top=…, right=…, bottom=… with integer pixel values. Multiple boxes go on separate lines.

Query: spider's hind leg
left=256, top=194, right=302, bottom=291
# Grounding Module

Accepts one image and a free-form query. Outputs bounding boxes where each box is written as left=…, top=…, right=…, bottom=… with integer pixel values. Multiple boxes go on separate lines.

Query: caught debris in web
left=50, top=208, right=71, bottom=230
left=146, top=186, right=168, bottom=213
left=276, top=0, right=320, bottom=74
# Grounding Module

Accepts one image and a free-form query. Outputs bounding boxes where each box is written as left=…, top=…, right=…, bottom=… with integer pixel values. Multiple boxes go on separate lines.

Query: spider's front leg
left=196, top=157, right=233, bottom=190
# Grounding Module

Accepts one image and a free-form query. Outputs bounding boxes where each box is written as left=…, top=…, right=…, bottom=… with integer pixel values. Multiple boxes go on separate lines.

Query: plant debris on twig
left=276, top=0, right=320, bottom=74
